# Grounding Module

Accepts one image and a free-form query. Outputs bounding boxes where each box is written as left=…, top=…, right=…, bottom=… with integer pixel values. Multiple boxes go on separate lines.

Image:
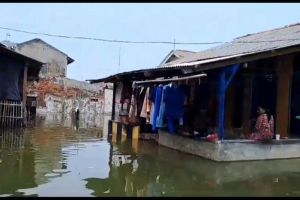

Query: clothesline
left=132, top=73, right=207, bottom=86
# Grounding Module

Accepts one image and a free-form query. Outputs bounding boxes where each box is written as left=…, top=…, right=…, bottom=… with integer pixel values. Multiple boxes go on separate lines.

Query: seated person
left=249, top=106, right=274, bottom=141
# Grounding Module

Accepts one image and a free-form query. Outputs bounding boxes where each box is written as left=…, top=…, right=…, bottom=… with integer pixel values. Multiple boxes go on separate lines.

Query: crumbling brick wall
left=27, top=78, right=105, bottom=115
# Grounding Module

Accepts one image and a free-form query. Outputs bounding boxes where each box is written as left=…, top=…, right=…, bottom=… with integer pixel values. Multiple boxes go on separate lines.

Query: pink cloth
left=250, top=113, right=274, bottom=141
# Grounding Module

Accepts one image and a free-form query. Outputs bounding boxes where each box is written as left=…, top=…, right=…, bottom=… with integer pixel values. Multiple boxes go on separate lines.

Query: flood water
left=1, top=118, right=300, bottom=196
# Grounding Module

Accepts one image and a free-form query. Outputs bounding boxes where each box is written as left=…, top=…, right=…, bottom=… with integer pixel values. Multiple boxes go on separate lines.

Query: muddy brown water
left=0, top=119, right=300, bottom=197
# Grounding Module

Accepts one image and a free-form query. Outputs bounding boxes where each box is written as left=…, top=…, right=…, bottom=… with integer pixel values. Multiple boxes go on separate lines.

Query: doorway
left=251, top=73, right=277, bottom=132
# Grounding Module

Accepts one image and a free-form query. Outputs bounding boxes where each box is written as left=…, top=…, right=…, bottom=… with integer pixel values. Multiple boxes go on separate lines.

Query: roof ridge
left=18, top=38, right=74, bottom=64
left=174, top=49, right=196, bottom=53
left=234, top=22, right=300, bottom=40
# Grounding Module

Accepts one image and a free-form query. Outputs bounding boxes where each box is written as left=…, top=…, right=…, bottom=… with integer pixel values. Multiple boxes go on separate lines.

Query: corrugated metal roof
left=163, top=53, right=251, bottom=68
left=89, top=23, right=300, bottom=83
left=163, top=23, right=300, bottom=67
left=0, top=43, right=44, bottom=67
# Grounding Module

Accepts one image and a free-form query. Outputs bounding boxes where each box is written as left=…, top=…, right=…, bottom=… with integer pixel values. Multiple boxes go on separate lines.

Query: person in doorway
left=249, top=106, right=274, bottom=141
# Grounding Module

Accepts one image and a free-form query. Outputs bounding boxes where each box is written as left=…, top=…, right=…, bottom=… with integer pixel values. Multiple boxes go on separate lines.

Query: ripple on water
left=0, top=194, right=11, bottom=197
left=44, top=173, right=61, bottom=177
left=52, top=169, right=71, bottom=174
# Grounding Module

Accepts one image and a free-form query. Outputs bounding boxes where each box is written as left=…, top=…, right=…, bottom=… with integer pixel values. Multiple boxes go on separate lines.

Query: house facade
left=0, top=43, right=43, bottom=127
left=88, top=23, right=300, bottom=161
left=1, top=38, right=111, bottom=128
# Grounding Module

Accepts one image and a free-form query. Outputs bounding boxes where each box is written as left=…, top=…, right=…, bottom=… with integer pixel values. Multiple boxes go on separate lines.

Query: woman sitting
left=249, top=106, right=274, bottom=142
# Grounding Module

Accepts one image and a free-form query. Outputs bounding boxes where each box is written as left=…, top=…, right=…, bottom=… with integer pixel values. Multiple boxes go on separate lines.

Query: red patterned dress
left=250, top=113, right=274, bottom=141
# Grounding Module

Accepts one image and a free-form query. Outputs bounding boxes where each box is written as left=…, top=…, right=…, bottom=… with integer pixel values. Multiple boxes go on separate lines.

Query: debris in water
left=103, top=189, right=111, bottom=194
left=273, top=178, right=279, bottom=183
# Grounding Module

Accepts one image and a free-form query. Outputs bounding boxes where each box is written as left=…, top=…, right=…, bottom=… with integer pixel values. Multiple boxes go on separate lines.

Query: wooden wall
left=275, top=54, right=294, bottom=138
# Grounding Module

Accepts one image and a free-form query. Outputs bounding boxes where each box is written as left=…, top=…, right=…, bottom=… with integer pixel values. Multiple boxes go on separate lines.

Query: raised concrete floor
left=158, top=130, right=300, bottom=162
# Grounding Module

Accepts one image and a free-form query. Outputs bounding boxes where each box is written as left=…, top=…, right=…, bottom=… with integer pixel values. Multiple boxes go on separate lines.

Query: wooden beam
left=275, top=55, right=294, bottom=138
left=133, top=73, right=207, bottom=85
left=22, top=63, right=28, bottom=126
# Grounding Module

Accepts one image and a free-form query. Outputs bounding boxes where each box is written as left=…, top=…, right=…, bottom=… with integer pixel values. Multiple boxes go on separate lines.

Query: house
left=1, top=38, right=109, bottom=128
left=0, top=43, right=43, bottom=127
left=15, top=38, right=74, bottom=78
left=88, top=23, right=300, bottom=161
left=158, top=49, right=196, bottom=67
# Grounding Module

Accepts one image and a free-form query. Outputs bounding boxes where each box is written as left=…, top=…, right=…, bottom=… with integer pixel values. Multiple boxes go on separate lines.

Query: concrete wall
left=158, top=130, right=300, bottom=161
left=61, top=78, right=102, bottom=93
left=17, top=41, right=68, bottom=78
left=104, top=88, right=113, bottom=114
left=113, top=82, right=123, bottom=121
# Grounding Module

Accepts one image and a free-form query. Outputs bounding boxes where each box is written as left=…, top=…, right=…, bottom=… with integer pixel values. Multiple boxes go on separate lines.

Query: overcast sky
left=1, top=3, right=300, bottom=81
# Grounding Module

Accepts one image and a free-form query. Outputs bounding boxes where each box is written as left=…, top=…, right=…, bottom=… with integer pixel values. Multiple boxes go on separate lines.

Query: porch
left=158, top=130, right=300, bottom=162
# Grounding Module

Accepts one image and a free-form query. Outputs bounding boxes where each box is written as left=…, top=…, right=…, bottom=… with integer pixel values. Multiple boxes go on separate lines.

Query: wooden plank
left=134, top=73, right=207, bottom=85
left=276, top=54, right=294, bottom=138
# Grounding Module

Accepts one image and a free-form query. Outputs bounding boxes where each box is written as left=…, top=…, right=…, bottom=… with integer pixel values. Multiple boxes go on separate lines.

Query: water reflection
left=1, top=123, right=300, bottom=196
left=0, top=128, right=37, bottom=197
left=35, top=112, right=105, bottom=129
left=85, top=139, right=300, bottom=197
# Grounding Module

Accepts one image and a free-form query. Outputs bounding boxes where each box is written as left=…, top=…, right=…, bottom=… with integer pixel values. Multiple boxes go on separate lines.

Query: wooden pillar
left=218, top=64, right=240, bottom=140
left=276, top=55, right=294, bottom=138
left=242, top=74, right=254, bottom=137
left=218, top=69, right=226, bottom=139
left=111, top=83, right=117, bottom=121
left=225, top=84, right=235, bottom=132
left=121, top=125, right=127, bottom=143
left=22, top=63, right=28, bottom=125
left=112, top=121, right=118, bottom=143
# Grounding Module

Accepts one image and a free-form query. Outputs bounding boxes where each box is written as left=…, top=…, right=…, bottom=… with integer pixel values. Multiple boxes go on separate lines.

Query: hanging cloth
left=140, top=87, right=151, bottom=123
left=156, top=85, right=168, bottom=128
left=164, top=84, right=187, bottom=134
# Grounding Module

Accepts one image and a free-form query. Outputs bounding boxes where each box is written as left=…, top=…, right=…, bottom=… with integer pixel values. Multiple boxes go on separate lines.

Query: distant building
left=16, top=38, right=74, bottom=78
left=1, top=38, right=110, bottom=128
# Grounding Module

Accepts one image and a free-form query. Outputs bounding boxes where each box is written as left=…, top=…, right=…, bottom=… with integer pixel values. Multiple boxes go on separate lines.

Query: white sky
left=1, top=3, right=300, bottom=81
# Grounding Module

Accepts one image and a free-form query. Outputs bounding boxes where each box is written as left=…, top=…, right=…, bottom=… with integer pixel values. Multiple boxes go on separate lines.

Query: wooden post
left=132, top=126, right=140, bottom=140
left=218, top=64, right=240, bottom=140
left=121, top=125, right=127, bottom=143
left=218, top=70, right=226, bottom=139
left=275, top=55, right=294, bottom=138
left=225, top=83, right=235, bottom=135
left=22, top=63, right=29, bottom=127
left=111, top=83, right=117, bottom=121
left=242, top=74, right=254, bottom=137
left=112, top=121, right=118, bottom=143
